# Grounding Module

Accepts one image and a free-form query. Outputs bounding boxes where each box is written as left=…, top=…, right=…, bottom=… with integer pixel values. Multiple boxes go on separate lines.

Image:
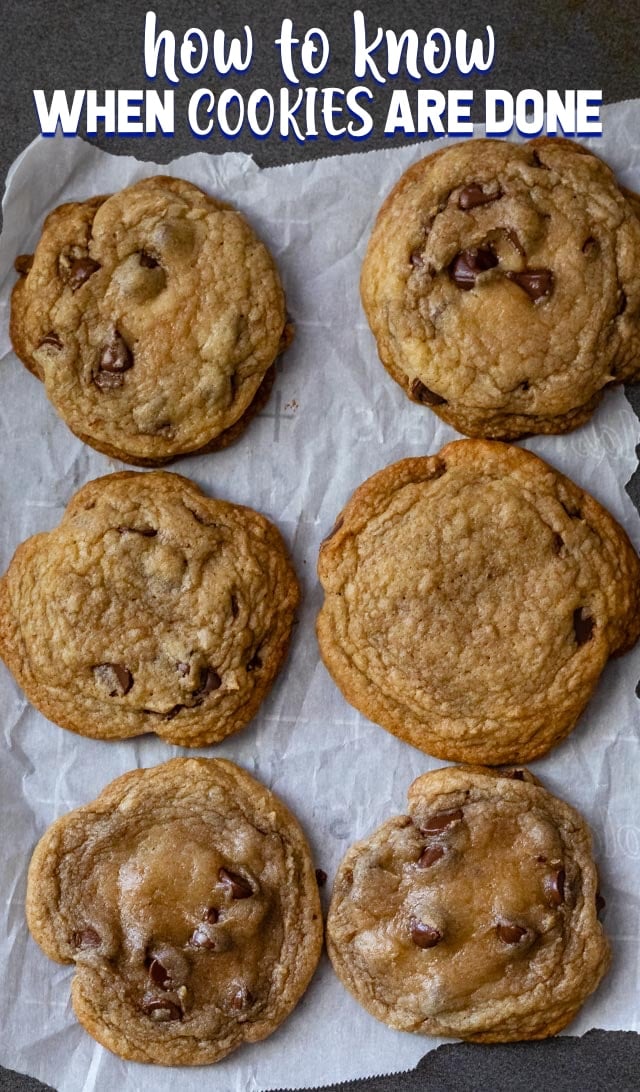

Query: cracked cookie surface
left=327, top=765, right=609, bottom=1042
left=361, top=137, right=640, bottom=438
left=26, top=758, right=323, bottom=1065
left=10, top=176, right=289, bottom=465
left=0, top=471, right=299, bottom=746
left=317, top=440, right=640, bottom=764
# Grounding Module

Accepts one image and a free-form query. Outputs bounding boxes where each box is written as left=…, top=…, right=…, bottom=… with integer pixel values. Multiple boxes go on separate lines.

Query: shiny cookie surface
left=327, top=765, right=609, bottom=1042
left=361, top=137, right=640, bottom=438
left=26, top=758, right=323, bottom=1065
left=0, top=471, right=299, bottom=746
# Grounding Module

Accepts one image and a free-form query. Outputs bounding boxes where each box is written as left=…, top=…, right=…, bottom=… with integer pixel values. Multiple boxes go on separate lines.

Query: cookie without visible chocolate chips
left=317, top=440, right=640, bottom=764
left=0, top=471, right=299, bottom=746
left=361, top=137, right=640, bottom=439
left=10, top=176, right=291, bottom=465
left=327, top=765, right=610, bottom=1042
left=26, top=758, right=323, bottom=1065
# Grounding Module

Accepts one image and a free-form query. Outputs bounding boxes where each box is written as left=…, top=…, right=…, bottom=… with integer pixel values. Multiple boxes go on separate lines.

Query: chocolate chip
left=231, top=986, right=253, bottom=1010
left=315, top=869, right=328, bottom=887
left=596, top=892, right=606, bottom=915
left=505, top=228, right=525, bottom=257
left=117, top=525, right=157, bottom=537
left=98, top=330, right=133, bottom=374
left=582, top=236, right=598, bottom=256
left=68, top=257, right=100, bottom=291
left=189, top=925, right=218, bottom=950
left=176, top=662, right=190, bottom=677
left=410, top=920, right=442, bottom=949
left=148, top=959, right=171, bottom=989
left=421, top=808, right=464, bottom=834
left=142, top=998, right=182, bottom=1022
left=195, top=667, right=222, bottom=695
left=72, top=927, right=101, bottom=949
left=14, top=254, right=33, bottom=275
left=139, top=250, right=160, bottom=269
left=93, top=662, right=133, bottom=697
left=38, top=331, right=63, bottom=350
left=219, top=867, right=252, bottom=899
left=545, top=868, right=566, bottom=907
left=410, top=378, right=447, bottom=406
left=449, top=246, right=498, bottom=289
left=204, top=907, right=219, bottom=924
left=458, top=184, right=502, bottom=210
left=573, top=608, right=594, bottom=646
left=496, top=923, right=528, bottom=944
left=246, top=650, right=262, bottom=672
left=506, top=269, right=554, bottom=301
left=417, top=845, right=445, bottom=868
left=506, top=769, right=525, bottom=781
left=230, top=594, right=239, bottom=619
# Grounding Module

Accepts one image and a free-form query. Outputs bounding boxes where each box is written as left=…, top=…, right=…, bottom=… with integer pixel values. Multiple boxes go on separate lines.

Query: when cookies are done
left=11, top=176, right=291, bottom=465
left=327, top=765, right=609, bottom=1042
left=361, top=137, right=640, bottom=439
left=26, top=758, right=323, bottom=1065
left=0, top=471, right=299, bottom=746
left=317, top=440, right=640, bottom=765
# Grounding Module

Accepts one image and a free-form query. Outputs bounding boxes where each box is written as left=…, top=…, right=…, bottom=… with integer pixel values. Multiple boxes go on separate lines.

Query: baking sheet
left=1, top=101, right=640, bottom=1091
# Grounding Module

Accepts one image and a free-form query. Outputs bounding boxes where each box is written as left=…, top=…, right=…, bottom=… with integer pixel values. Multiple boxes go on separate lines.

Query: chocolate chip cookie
left=0, top=471, right=299, bottom=746
left=26, top=758, right=323, bottom=1065
left=327, top=765, right=609, bottom=1042
left=317, top=439, right=640, bottom=764
left=11, top=176, right=291, bottom=465
left=361, top=137, right=640, bottom=438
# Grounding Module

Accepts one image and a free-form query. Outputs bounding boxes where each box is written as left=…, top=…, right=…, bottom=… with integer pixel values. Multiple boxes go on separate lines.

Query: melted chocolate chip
left=315, top=869, right=328, bottom=887
left=458, top=184, right=502, bottom=210
left=72, top=927, right=101, bottom=949
left=410, top=378, right=447, bottom=406
left=573, top=608, right=594, bottom=646
left=506, top=269, right=554, bottom=301
left=93, top=662, right=133, bottom=697
left=196, top=667, right=222, bottom=695
left=449, top=246, right=498, bottom=289
left=148, top=959, right=171, bottom=989
left=496, top=923, right=528, bottom=944
left=410, top=920, right=442, bottom=949
left=38, top=331, right=63, bottom=350
left=505, top=228, right=525, bottom=257
left=139, top=250, right=160, bottom=269
left=219, top=867, right=252, bottom=899
left=246, top=650, right=262, bottom=672
left=230, top=593, right=239, bottom=619
left=142, top=998, right=182, bottom=1022
left=204, top=907, right=219, bottom=924
left=15, top=254, right=33, bottom=275
left=506, top=769, right=525, bottom=781
left=418, top=844, right=445, bottom=868
left=99, top=331, right=133, bottom=374
left=189, top=925, right=218, bottom=950
left=68, top=257, right=100, bottom=291
left=421, top=808, right=464, bottom=834
left=545, top=868, right=566, bottom=907
left=231, top=986, right=253, bottom=1010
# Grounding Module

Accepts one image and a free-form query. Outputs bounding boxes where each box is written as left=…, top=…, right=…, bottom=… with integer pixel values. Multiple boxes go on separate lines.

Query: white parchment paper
left=1, top=101, right=640, bottom=1091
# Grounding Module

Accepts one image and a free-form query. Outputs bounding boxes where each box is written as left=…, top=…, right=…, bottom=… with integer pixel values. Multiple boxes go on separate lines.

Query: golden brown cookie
left=327, top=765, right=609, bottom=1042
left=361, top=137, right=640, bottom=438
left=11, top=176, right=291, bottom=465
left=0, top=471, right=299, bottom=746
left=26, top=758, right=323, bottom=1065
left=317, top=439, right=640, bottom=764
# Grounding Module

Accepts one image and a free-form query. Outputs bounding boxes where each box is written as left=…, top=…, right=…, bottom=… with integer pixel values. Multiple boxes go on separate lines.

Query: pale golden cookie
left=361, top=137, right=640, bottom=438
left=11, top=176, right=291, bottom=465
left=0, top=471, right=299, bottom=746
left=327, top=765, right=609, bottom=1042
left=317, top=440, right=640, bottom=764
left=27, top=758, right=323, bottom=1065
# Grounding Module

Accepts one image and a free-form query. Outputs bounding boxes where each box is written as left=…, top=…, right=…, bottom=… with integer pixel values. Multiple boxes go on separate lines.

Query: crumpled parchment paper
left=1, top=101, right=640, bottom=1091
